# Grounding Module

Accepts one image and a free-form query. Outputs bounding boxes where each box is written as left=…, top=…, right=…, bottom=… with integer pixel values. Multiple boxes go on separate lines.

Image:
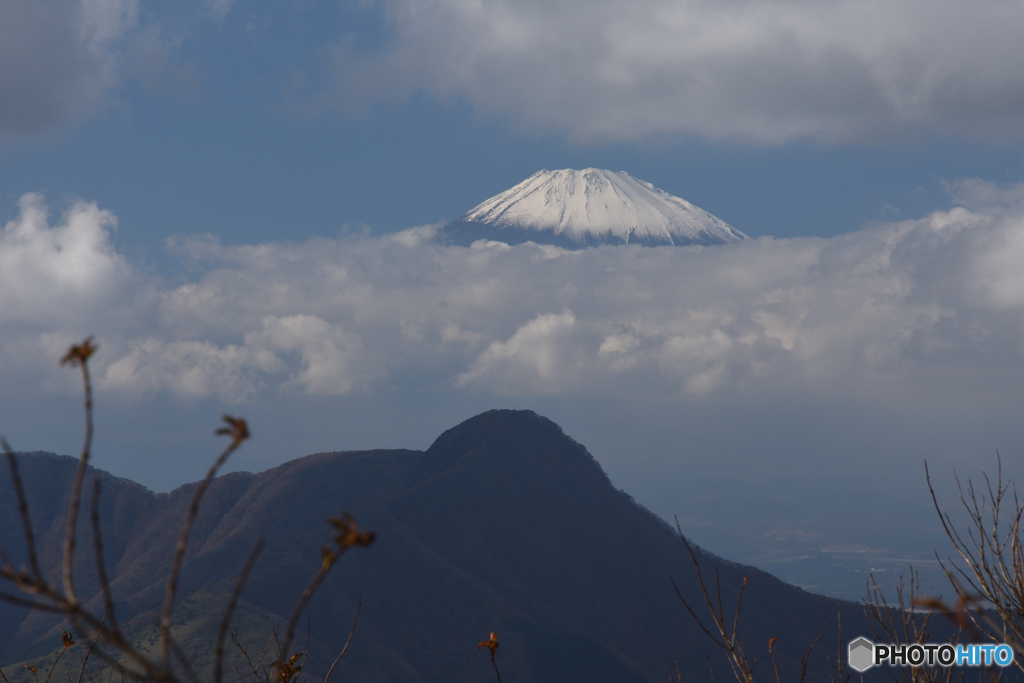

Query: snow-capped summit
left=441, top=169, right=747, bottom=248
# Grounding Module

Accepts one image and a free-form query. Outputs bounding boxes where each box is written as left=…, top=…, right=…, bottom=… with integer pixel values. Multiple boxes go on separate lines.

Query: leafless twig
left=2, top=437, right=44, bottom=587
left=323, top=595, right=361, bottom=683
left=90, top=480, right=118, bottom=634
left=161, top=415, right=250, bottom=668
left=60, top=337, right=98, bottom=607
left=215, top=539, right=265, bottom=683
left=277, top=513, right=375, bottom=665
left=672, top=517, right=754, bottom=683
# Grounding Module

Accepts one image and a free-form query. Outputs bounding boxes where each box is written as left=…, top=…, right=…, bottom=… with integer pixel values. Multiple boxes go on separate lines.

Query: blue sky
left=3, top=0, right=1024, bottom=598
left=4, top=0, right=1024, bottom=249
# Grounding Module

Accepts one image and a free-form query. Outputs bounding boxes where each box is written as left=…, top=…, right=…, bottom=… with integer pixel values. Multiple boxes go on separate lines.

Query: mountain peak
left=1, top=411, right=863, bottom=681
left=442, top=169, right=747, bottom=248
left=420, top=409, right=611, bottom=486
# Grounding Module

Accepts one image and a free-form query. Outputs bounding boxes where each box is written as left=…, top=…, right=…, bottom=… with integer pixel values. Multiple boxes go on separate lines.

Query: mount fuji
left=441, top=168, right=747, bottom=248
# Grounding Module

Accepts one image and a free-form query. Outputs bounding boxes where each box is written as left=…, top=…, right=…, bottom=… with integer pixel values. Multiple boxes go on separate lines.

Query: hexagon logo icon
left=848, top=637, right=874, bottom=672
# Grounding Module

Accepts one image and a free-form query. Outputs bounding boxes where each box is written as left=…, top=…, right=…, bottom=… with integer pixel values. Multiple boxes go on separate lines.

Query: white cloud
left=320, top=0, right=1024, bottom=144
left=0, top=193, right=155, bottom=392
left=102, top=337, right=279, bottom=402
left=659, top=328, right=735, bottom=395
left=457, top=311, right=587, bottom=393
left=2, top=184, right=1024, bottom=411
left=0, top=194, right=128, bottom=324
left=247, top=315, right=368, bottom=395
left=946, top=179, right=1024, bottom=211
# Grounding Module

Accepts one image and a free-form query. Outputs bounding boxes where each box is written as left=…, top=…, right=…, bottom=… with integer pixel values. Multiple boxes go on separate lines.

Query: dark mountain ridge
left=2, top=410, right=900, bottom=681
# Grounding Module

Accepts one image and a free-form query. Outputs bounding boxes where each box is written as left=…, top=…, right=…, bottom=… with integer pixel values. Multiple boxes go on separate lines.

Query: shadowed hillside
left=2, top=410, right=886, bottom=682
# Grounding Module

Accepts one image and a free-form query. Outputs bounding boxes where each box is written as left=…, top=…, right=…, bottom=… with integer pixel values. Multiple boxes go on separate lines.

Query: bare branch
left=216, top=539, right=266, bottom=683
left=42, top=630, right=75, bottom=683
left=672, top=516, right=754, bottom=683
left=278, top=514, right=374, bottom=662
left=797, top=621, right=830, bottom=683
left=2, top=438, right=44, bottom=586
left=768, top=636, right=780, bottom=683
left=61, top=336, right=98, bottom=606
left=0, top=590, right=65, bottom=612
left=75, top=631, right=101, bottom=683
left=324, top=596, right=361, bottom=683
left=925, top=455, right=1024, bottom=673
left=90, top=479, right=119, bottom=635
left=160, top=415, right=249, bottom=668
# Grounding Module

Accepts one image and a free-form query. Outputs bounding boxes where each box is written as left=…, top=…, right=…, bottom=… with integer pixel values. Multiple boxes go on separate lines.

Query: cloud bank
left=3, top=183, right=1023, bottom=414
left=324, top=0, right=1024, bottom=143
left=7, top=1, right=1022, bottom=145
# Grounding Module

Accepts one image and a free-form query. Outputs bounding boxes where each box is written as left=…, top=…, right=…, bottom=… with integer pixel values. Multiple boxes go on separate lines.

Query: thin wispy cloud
left=0, top=0, right=139, bottom=138
left=321, top=0, right=1024, bottom=143
left=0, top=0, right=211, bottom=138
left=3, top=184, right=1022, bottom=413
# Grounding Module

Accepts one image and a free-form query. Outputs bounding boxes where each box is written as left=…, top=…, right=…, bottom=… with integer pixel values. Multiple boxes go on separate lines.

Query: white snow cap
left=453, top=168, right=746, bottom=247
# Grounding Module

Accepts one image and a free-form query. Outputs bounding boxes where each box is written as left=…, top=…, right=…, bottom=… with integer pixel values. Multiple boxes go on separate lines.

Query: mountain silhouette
left=2, top=410, right=891, bottom=681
